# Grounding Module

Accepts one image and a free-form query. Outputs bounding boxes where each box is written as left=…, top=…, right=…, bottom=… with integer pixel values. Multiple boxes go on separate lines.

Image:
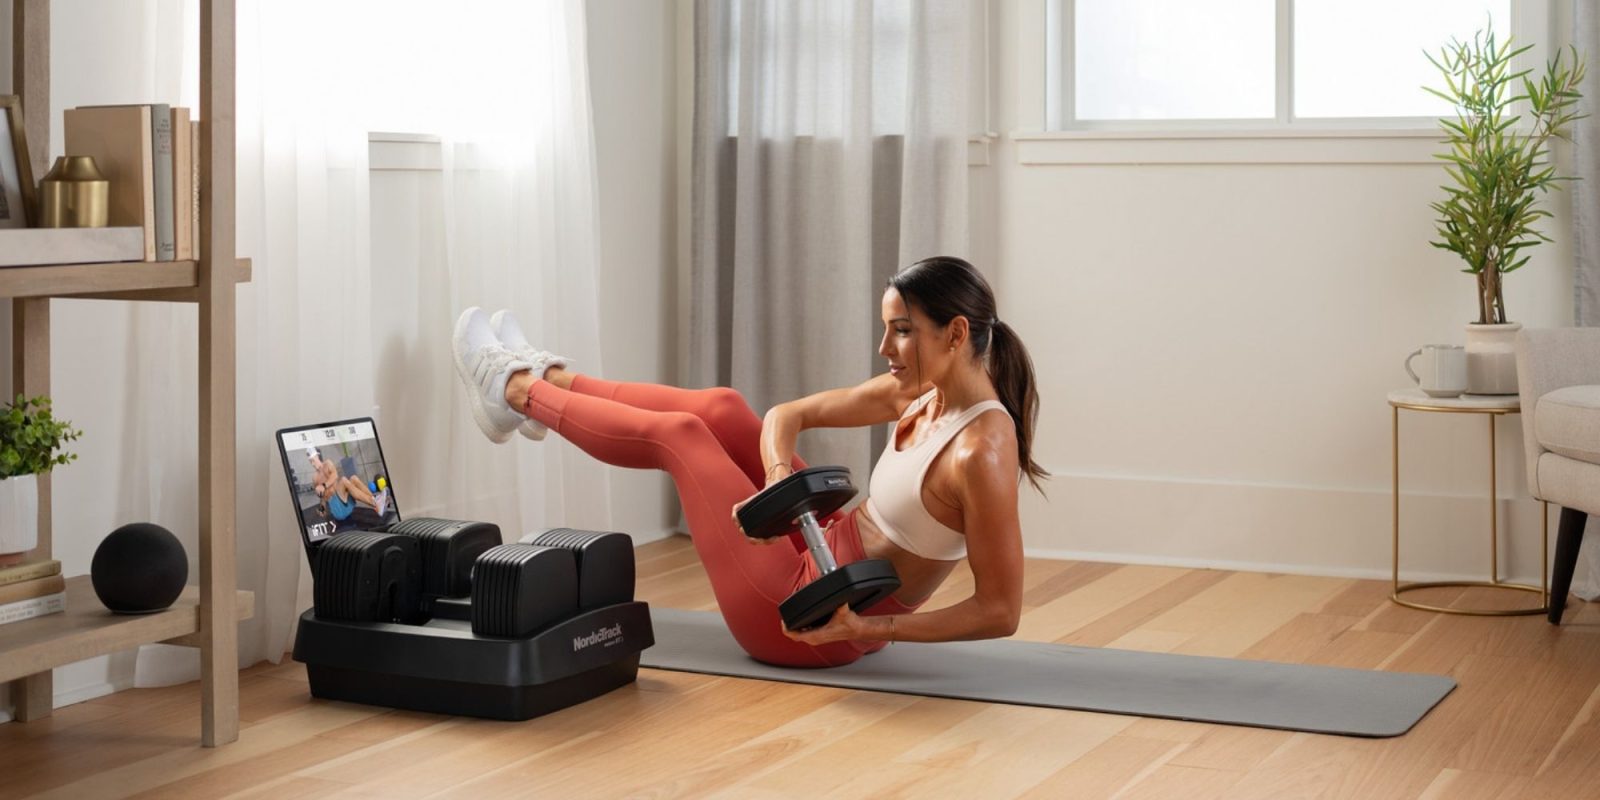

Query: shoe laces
left=470, top=343, right=524, bottom=390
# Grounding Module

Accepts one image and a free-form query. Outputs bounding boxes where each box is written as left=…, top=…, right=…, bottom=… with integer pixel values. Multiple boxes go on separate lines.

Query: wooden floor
left=5, top=535, right=1600, bottom=799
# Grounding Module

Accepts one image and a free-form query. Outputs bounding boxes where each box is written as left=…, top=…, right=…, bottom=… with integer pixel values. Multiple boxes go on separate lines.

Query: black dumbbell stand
left=293, top=600, right=653, bottom=721
left=294, top=524, right=653, bottom=721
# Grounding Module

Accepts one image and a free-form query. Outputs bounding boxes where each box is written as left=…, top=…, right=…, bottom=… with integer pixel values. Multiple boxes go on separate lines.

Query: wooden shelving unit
left=3, top=0, right=250, bottom=747
left=0, top=578, right=254, bottom=685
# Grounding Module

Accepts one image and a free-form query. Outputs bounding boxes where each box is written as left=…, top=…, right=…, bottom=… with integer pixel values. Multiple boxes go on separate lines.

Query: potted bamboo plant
left=1428, top=28, right=1586, bottom=394
left=0, top=395, right=81, bottom=565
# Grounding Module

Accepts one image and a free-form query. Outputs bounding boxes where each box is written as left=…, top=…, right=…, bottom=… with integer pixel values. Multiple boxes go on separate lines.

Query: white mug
left=1405, top=344, right=1467, bottom=398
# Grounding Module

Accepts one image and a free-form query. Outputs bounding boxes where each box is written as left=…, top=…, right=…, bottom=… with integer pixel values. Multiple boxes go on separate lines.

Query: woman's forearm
left=759, top=405, right=802, bottom=484
left=861, top=597, right=1019, bottom=643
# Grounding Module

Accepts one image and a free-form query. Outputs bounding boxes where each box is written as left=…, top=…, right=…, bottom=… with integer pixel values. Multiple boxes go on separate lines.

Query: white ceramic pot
left=0, top=474, right=40, bottom=559
left=1464, top=322, right=1522, bottom=395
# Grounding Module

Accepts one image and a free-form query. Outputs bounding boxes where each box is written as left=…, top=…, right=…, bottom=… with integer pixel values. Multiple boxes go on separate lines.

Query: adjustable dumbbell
left=522, top=528, right=635, bottom=610
left=312, top=532, right=423, bottom=624
left=470, top=544, right=579, bottom=638
left=385, top=517, right=501, bottom=598
left=471, top=527, right=637, bottom=637
left=736, top=466, right=901, bottom=630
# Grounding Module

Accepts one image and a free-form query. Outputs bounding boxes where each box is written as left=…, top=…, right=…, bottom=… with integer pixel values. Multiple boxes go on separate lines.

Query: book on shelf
left=171, top=107, right=192, bottom=261
left=0, top=574, right=68, bottom=626
left=0, top=573, right=66, bottom=606
left=0, top=593, right=66, bottom=625
left=0, top=559, right=61, bottom=588
left=144, top=103, right=175, bottom=260
left=63, top=105, right=155, bottom=261
left=189, top=119, right=201, bottom=260
left=62, top=104, right=194, bottom=263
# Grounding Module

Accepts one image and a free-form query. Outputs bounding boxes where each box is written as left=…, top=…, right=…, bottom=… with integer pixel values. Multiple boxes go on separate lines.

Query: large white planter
left=0, top=474, right=40, bottom=561
left=1464, top=322, right=1522, bottom=395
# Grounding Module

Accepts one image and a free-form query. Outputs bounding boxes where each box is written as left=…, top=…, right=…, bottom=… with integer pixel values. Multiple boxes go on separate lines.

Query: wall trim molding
left=1016, top=470, right=1563, bottom=587
left=1021, top=546, right=1547, bottom=587
left=1010, top=128, right=1444, bottom=165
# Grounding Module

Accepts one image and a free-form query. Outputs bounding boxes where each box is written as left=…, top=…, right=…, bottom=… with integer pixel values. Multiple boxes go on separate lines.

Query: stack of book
left=0, top=559, right=65, bottom=625
left=63, top=104, right=200, bottom=262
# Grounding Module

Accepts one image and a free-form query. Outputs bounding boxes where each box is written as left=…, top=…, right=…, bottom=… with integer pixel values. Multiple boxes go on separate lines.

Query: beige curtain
left=690, top=0, right=971, bottom=481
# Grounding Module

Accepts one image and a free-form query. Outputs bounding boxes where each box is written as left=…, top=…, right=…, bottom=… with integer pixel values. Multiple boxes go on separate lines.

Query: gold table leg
left=1390, top=407, right=1548, bottom=616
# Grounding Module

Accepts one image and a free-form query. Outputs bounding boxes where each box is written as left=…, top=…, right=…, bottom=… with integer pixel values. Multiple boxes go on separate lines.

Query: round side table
left=1389, top=388, right=1548, bottom=616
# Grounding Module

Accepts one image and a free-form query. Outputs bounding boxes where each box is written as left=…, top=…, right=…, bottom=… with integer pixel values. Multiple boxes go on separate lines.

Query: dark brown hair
left=889, top=256, right=1048, bottom=494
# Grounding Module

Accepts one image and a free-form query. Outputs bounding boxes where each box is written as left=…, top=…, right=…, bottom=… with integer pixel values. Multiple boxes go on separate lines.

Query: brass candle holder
left=38, top=155, right=110, bottom=228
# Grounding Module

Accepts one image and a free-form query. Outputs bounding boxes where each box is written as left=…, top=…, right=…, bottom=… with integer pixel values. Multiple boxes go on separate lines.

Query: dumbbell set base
left=293, top=600, right=653, bottom=721
left=295, top=519, right=653, bottom=720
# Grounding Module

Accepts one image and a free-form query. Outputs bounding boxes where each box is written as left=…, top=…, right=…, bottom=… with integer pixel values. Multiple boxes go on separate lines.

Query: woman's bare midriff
left=850, top=504, right=960, bottom=606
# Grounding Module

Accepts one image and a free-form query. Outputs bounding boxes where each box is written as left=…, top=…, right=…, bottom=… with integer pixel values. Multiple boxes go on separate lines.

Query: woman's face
left=880, top=287, right=953, bottom=385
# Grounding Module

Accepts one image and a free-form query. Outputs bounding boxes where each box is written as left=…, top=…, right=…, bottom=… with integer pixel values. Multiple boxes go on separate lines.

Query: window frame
left=1045, top=0, right=1551, bottom=134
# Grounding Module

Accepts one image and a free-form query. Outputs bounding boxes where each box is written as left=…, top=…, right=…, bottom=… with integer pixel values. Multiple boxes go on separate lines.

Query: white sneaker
left=452, top=307, right=534, bottom=444
left=489, top=309, right=571, bottom=441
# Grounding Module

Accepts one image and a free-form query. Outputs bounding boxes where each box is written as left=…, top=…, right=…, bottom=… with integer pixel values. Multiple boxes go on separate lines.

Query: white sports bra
left=863, top=389, right=1010, bottom=561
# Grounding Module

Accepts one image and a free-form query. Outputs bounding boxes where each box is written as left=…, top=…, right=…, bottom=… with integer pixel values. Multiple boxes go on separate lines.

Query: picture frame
left=0, top=95, right=38, bottom=229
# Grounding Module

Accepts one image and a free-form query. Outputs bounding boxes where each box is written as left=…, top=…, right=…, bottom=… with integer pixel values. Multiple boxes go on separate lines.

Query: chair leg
left=1548, top=507, right=1591, bottom=624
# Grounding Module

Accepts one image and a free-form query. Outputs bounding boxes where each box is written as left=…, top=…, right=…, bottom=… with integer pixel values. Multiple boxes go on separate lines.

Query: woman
left=452, top=256, right=1047, bottom=667
left=309, top=450, right=381, bottom=521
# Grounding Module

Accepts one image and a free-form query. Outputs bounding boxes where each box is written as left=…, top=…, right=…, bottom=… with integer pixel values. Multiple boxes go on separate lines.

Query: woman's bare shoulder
left=953, top=407, right=1018, bottom=466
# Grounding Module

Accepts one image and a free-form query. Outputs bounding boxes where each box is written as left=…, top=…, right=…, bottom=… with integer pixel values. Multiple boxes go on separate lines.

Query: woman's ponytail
left=987, top=320, right=1048, bottom=494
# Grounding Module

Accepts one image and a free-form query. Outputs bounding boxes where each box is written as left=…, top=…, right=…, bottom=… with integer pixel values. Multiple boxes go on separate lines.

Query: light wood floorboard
left=3, top=533, right=1597, bottom=799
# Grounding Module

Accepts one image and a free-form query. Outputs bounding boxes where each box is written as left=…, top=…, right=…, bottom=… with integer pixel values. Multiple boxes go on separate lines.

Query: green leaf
left=1426, top=25, right=1585, bottom=321
left=0, top=395, right=82, bottom=478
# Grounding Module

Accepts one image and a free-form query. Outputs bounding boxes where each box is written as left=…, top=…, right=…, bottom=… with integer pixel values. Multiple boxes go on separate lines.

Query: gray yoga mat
left=640, top=609, right=1455, bottom=738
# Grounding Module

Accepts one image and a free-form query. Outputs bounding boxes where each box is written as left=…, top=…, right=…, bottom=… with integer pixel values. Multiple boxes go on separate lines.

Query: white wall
left=586, top=0, right=682, bottom=536
left=984, top=0, right=1581, bottom=586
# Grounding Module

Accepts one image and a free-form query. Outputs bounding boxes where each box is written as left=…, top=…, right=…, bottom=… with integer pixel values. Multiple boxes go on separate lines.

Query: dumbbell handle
left=797, top=511, right=837, bottom=574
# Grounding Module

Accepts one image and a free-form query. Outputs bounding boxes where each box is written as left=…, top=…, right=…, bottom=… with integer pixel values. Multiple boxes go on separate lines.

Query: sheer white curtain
left=1575, top=0, right=1600, bottom=329
left=238, top=0, right=609, bottom=673
left=1567, top=0, right=1599, bottom=599
left=43, top=0, right=608, bottom=691
left=690, top=0, right=970, bottom=480
left=426, top=6, right=614, bottom=537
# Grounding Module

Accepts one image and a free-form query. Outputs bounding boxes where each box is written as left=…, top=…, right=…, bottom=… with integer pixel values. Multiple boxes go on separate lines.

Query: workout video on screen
left=279, top=421, right=398, bottom=542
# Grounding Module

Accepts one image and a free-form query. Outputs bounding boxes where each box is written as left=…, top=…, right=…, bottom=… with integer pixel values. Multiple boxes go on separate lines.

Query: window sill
left=373, top=132, right=999, bottom=171
left=370, top=132, right=443, bottom=172
left=1010, top=128, right=1443, bottom=166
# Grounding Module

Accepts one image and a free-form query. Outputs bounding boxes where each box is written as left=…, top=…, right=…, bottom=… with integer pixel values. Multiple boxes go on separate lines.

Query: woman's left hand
left=782, top=605, right=864, bottom=645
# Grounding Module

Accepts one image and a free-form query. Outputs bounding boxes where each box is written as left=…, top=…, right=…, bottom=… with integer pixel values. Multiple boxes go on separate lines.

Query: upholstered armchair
left=1516, top=328, right=1600, bottom=623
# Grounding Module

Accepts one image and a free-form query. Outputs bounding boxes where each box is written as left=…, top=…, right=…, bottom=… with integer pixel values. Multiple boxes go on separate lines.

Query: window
left=717, top=0, right=988, bottom=138
left=721, top=0, right=917, bottom=137
left=1047, top=0, right=1529, bottom=130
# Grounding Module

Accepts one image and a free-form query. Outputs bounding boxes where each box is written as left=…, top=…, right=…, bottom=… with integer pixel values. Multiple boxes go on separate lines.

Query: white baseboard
left=1018, top=472, right=1579, bottom=587
left=53, top=679, right=126, bottom=708
left=1021, top=545, right=1569, bottom=586
left=628, top=527, right=679, bottom=546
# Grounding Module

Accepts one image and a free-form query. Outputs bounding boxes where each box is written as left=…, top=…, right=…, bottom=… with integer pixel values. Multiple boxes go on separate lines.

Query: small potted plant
left=1427, top=27, right=1586, bottom=394
left=0, top=395, right=82, bottom=565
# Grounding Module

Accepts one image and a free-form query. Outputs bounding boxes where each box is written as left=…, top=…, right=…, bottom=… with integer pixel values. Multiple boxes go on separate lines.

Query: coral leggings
left=523, top=375, right=917, bottom=667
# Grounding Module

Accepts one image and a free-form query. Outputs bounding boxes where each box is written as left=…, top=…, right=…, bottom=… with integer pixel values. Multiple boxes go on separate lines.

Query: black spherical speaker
left=91, top=523, right=189, bottom=614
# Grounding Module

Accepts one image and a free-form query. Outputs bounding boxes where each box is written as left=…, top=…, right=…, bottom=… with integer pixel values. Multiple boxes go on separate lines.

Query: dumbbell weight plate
left=737, top=466, right=858, bottom=540
left=779, top=558, right=901, bottom=630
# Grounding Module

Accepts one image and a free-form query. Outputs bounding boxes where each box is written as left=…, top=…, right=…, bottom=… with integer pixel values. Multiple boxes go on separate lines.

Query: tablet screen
left=277, top=419, right=400, bottom=548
